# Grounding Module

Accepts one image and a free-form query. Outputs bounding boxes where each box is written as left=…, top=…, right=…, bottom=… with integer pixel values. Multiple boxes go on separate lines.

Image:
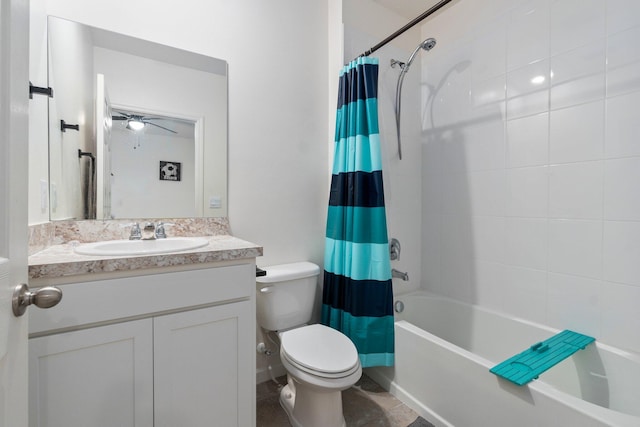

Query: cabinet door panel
left=154, top=301, right=253, bottom=427
left=29, top=319, right=153, bottom=427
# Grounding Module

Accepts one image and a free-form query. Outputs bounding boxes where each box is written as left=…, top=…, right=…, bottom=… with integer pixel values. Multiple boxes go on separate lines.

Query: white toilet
left=256, top=262, right=362, bottom=427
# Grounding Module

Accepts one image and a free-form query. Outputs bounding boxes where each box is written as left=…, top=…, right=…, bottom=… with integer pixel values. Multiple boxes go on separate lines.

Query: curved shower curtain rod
left=354, top=0, right=454, bottom=60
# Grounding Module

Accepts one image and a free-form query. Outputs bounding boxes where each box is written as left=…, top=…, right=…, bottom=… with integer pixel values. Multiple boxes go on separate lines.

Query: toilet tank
left=256, top=262, right=321, bottom=331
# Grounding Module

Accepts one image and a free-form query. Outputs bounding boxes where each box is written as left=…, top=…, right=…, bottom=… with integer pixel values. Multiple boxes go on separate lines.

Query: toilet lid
left=280, top=324, right=360, bottom=375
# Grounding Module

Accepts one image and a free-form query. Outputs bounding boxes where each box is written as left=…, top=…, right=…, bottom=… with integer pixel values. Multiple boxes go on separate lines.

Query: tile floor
left=256, top=374, right=434, bottom=427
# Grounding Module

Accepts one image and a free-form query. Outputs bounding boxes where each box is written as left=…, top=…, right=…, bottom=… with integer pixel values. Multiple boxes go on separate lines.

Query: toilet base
left=279, top=380, right=346, bottom=427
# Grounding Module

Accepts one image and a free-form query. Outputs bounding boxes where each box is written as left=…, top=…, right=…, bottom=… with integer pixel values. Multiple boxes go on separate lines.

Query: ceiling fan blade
left=145, top=121, right=177, bottom=134
left=111, top=116, right=128, bottom=120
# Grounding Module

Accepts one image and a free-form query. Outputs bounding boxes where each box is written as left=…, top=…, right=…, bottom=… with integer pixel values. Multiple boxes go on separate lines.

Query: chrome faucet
left=129, top=223, right=142, bottom=240
left=129, top=221, right=169, bottom=240
left=141, top=222, right=156, bottom=240
left=392, top=269, right=409, bottom=281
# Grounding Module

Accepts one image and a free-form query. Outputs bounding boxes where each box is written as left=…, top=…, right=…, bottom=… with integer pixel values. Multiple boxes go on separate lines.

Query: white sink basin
left=74, top=237, right=209, bottom=256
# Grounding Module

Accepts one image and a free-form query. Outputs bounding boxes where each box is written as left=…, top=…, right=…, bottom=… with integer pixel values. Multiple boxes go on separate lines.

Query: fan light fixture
left=126, top=119, right=145, bottom=131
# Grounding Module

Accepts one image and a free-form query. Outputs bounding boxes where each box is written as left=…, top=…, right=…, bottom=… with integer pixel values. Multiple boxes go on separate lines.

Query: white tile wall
left=548, top=161, right=603, bottom=219
left=606, top=26, right=640, bottom=97
left=507, top=0, right=550, bottom=71
left=547, top=272, right=601, bottom=336
left=506, top=166, right=548, bottom=218
left=549, top=0, right=605, bottom=56
left=506, top=112, right=549, bottom=168
left=605, top=91, right=640, bottom=158
left=548, top=219, right=603, bottom=279
left=506, top=59, right=550, bottom=119
left=550, top=40, right=606, bottom=109
left=549, top=100, right=604, bottom=163
left=607, top=0, right=640, bottom=33
left=421, top=0, right=640, bottom=354
left=604, top=157, right=640, bottom=221
left=603, top=221, right=640, bottom=286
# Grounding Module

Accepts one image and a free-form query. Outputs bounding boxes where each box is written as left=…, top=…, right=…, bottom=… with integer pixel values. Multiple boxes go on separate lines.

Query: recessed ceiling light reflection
left=530, top=75, right=546, bottom=85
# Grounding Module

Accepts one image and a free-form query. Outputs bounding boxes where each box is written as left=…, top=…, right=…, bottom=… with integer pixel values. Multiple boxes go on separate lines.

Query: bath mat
left=407, top=416, right=435, bottom=427
left=490, top=329, right=595, bottom=386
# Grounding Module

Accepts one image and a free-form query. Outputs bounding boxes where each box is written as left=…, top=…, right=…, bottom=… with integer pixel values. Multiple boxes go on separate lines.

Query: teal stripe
left=335, top=98, right=379, bottom=140
left=326, top=206, right=389, bottom=243
left=322, top=305, right=394, bottom=368
left=332, top=133, right=382, bottom=174
left=339, top=56, right=379, bottom=77
left=324, top=238, right=391, bottom=281
left=359, top=352, right=395, bottom=367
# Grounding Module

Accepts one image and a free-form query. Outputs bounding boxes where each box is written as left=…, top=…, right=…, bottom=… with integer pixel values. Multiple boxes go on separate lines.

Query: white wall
left=421, top=0, right=640, bottom=354
left=110, top=130, right=196, bottom=218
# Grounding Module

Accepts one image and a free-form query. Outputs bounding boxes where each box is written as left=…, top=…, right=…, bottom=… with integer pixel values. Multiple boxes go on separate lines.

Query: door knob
left=12, top=283, right=63, bottom=317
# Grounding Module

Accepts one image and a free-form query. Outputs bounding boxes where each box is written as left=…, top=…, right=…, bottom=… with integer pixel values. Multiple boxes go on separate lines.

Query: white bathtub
left=366, top=291, right=640, bottom=427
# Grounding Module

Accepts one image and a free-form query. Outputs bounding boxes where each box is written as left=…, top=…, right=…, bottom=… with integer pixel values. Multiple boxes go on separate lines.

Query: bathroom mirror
left=47, top=16, right=228, bottom=220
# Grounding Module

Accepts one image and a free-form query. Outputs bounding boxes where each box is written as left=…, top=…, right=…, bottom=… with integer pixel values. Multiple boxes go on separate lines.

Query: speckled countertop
left=28, top=218, right=263, bottom=279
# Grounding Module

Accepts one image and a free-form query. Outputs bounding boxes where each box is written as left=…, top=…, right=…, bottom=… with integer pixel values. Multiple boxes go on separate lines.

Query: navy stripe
left=329, top=170, right=385, bottom=207
left=322, top=271, right=393, bottom=317
left=337, top=62, right=378, bottom=110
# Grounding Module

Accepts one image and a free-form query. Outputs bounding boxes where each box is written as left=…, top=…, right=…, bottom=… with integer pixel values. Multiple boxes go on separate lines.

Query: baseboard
left=256, top=362, right=287, bottom=384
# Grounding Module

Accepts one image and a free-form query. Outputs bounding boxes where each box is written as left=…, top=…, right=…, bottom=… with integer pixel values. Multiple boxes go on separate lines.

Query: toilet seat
left=280, top=324, right=360, bottom=379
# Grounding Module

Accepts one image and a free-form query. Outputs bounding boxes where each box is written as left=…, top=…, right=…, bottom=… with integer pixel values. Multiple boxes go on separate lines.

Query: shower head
left=421, top=38, right=437, bottom=51
left=404, top=37, right=437, bottom=70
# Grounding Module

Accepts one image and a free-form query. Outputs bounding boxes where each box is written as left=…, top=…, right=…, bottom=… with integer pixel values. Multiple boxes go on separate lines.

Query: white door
left=95, top=73, right=112, bottom=220
left=0, top=0, right=30, bottom=425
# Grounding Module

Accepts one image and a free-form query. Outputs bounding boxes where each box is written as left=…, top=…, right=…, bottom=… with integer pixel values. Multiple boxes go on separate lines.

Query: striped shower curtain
left=321, top=57, right=394, bottom=368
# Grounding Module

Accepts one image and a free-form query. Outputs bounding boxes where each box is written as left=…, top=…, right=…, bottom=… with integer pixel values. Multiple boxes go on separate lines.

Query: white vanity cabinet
left=153, top=300, right=252, bottom=427
left=29, top=319, right=154, bottom=427
left=28, top=263, right=256, bottom=427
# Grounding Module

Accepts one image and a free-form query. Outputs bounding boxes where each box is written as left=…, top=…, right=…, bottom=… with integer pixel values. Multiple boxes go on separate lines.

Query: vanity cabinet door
left=28, top=319, right=154, bottom=427
left=153, top=300, right=254, bottom=427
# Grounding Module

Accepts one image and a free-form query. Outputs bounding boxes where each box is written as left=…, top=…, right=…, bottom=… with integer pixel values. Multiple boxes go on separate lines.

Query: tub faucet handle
left=390, top=238, right=401, bottom=261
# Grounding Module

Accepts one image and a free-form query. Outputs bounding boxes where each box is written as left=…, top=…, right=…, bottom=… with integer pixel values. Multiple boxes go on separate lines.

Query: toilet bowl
left=278, top=324, right=362, bottom=427
left=256, top=262, right=362, bottom=427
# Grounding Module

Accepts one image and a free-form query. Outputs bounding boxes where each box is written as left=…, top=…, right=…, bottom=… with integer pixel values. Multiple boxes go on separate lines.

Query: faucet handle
left=155, top=222, right=173, bottom=239
left=129, top=222, right=142, bottom=240
left=389, top=238, right=401, bottom=261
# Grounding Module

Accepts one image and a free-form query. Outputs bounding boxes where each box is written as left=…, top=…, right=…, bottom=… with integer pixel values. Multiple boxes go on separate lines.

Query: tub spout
left=392, top=269, right=409, bottom=281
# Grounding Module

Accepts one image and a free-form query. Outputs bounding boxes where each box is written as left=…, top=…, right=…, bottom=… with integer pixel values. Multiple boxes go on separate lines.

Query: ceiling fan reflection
left=111, top=112, right=177, bottom=134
